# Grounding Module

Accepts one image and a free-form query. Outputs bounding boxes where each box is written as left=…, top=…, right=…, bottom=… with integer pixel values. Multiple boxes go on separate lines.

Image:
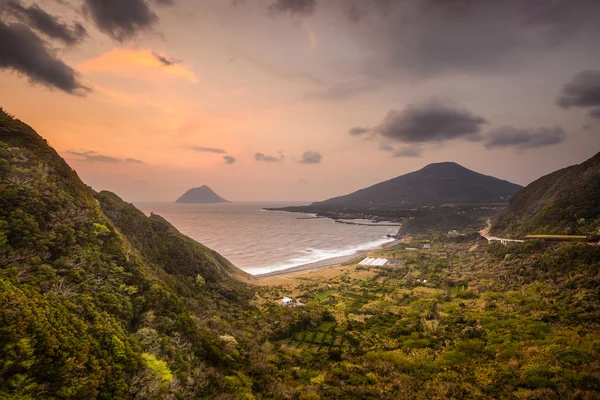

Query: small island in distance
left=175, top=185, right=231, bottom=204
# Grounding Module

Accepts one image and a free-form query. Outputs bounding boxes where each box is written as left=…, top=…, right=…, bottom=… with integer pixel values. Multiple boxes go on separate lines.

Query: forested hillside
left=0, top=109, right=264, bottom=398
left=492, top=151, right=600, bottom=237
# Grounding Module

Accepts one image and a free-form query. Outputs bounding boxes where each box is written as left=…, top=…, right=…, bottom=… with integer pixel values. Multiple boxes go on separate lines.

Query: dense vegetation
left=492, top=151, right=600, bottom=237
left=1, top=108, right=599, bottom=399
left=256, top=237, right=600, bottom=399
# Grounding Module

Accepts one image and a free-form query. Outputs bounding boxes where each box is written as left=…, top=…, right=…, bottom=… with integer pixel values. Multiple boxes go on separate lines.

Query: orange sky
left=1, top=0, right=599, bottom=201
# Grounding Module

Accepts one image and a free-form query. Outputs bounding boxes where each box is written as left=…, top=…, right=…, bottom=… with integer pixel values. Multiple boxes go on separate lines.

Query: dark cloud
left=4, top=0, right=87, bottom=45
left=268, top=1, right=600, bottom=80
left=590, top=108, right=600, bottom=119
left=255, top=152, right=282, bottom=163
left=372, top=101, right=486, bottom=144
left=152, top=51, right=180, bottom=66
left=191, top=146, right=227, bottom=154
left=557, top=70, right=600, bottom=114
left=484, top=126, right=566, bottom=149
left=223, top=155, right=237, bottom=164
left=68, top=151, right=144, bottom=163
left=269, top=0, right=316, bottom=15
left=0, top=21, right=89, bottom=94
left=393, top=146, right=422, bottom=158
left=83, top=0, right=162, bottom=42
left=299, top=151, right=322, bottom=164
left=349, top=126, right=370, bottom=135
left=378, top=142, right=393, bottom=152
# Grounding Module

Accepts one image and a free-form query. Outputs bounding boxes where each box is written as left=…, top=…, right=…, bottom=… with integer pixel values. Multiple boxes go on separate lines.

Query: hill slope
left=175, top=186, right=230, bottom=204
left=492, top=151, right=600, bottom=237
left=0, top=109, right=257, bottom=398
left=313, top=162, right=522, bottom=207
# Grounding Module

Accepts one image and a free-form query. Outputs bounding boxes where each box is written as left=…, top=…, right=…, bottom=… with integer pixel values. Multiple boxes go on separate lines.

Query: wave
left=244, top=236, right=395, bottom=275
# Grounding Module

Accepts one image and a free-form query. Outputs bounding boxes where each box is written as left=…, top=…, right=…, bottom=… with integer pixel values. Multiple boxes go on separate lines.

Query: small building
left=282, top=296, right=293, bottom=305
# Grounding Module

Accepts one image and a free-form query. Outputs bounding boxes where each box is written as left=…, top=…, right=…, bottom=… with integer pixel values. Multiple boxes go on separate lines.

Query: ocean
left=134, top=202, right=399, bottom=275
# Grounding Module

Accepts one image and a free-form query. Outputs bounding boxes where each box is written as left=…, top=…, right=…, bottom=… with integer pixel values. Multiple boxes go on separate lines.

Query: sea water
left=134, top=202, right=398, bottom=275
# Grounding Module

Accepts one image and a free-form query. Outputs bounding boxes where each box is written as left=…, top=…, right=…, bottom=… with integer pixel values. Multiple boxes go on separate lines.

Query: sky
left=1, top=0, right=600, bottom=202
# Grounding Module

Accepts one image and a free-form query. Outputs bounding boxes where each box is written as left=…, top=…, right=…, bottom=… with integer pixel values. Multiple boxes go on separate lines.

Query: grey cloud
left=68, top=151, right=144, bottom=163
left=255, top=152, right=283, bottom=163
left=152, top=51, right=180, bottom=66
left=393, top=146, right=422, bottom=158
left=484, top=126, right=566, bottom=149
left=0, top=21, right=89, bottom=94
left=590, top=108, right=600, bottom=119
left=378, top=142, right=393, bottom=152
left=269, top=0, right=316, bottom=15
left=267, top=1, right=600, bottom=79
left=223, top=155, right=237, bottom=164
left=349, top=127, right=370, bottom=135
left=299, top=151, right=322, bottom=164
left=191, top=146, right=227, bottom=154
left=4, top=0, right=87, bottom=45
left=558, top=70, right=600, bottom=111
left=373, top=101, right=486, bottom=144
left=83, top=0, right=166, bottom=42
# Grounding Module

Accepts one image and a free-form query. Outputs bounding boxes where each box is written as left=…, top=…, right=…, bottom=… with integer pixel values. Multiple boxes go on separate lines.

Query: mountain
left=175, top=185, right=231, bottom=204
left=312, top=162, right=523, bottom=207
left=0, top=109, right=258, bottom=398
left=491, top=151, right=600, bottom=237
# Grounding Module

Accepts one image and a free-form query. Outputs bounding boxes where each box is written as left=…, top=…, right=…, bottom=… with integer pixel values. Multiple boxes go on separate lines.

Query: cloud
left=0, top=21, right=89, bottom=94
left=223, top=155, right=237, bottom=164
left=378, top=142, right=393, bottom=152
left=372, top=100, right=487, bottom=144
left=269, top=0, right=317, bottom=15
left=263, top=1, right=600, bottom=80
left=191, top=146, right=227, bottom=154
left=83, top=0, right=162, bottom=42
left=4, top=0, right=87, bottom=45
left=298, top=151, right=322, bottom=164
left=393, top=146, right=422, bottom=158
left=557, top=70, right=600, bottom=117
left=78, top=48, right=198, bottom=83
left=349, top=126, right=370, bottom=135
left=255, top=152, right=282, bottom=163
left=152, top=52, right=180, bottom=67
left=67, top=151, right=144, bottom=163
left=484, top=126, right=566, bottom=149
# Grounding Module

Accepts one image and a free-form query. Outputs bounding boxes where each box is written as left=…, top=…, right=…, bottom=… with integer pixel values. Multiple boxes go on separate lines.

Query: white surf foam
left=245, top=236, right=395, bottom=275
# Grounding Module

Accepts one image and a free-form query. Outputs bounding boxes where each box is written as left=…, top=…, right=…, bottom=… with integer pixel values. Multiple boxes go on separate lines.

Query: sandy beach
left=255, top=239, right=401, bottom=278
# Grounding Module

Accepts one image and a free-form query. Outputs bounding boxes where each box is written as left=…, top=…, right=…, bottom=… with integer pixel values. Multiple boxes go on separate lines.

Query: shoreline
left=255, top=239, right=401, bottom=278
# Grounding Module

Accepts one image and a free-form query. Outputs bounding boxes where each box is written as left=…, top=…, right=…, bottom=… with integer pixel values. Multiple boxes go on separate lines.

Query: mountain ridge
left=312, top=161, right=523, bottom=207
left=491, top=151, right=600, bottom=237
left=0, top=109, right=257, bottom=398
